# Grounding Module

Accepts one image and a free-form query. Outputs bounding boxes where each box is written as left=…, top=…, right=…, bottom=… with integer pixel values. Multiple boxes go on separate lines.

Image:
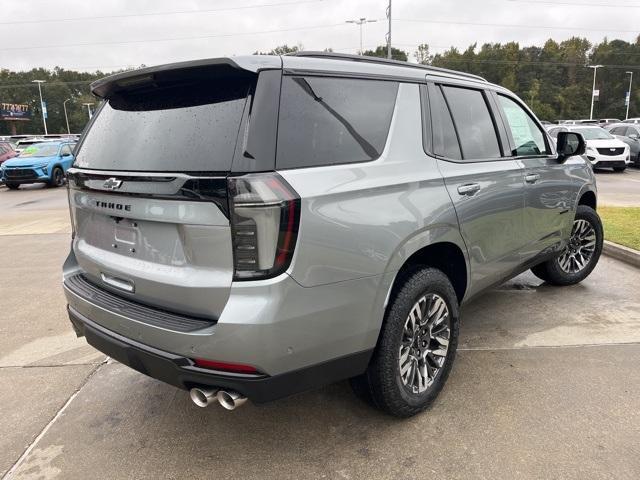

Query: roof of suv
left=91, top=53, right=490, bottom=98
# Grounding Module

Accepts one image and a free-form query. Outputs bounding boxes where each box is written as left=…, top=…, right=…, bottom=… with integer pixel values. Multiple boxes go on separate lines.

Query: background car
left=607, top=123, right=640, bottom=167
left=598, top=118, right=620, bottom=126
left=0, top=141, right=76, bottom=189
left=564, top=126, right=630, bottom=171
left=548, top=125, right=630, bottom=171
left=623, top=118, right=640, bottom=124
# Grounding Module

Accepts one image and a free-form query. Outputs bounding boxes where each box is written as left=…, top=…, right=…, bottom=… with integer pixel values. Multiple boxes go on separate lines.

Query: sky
left=1, top=0, right=638, bottom=72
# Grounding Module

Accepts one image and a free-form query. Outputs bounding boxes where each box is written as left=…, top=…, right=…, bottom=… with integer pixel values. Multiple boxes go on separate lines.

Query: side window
left=497, top=94, right=549, bottom=156
left=548, top=128, right=559, bottom=138
left=610, top=126, right=624, bottom=135
left=61, top=145, right=72, bottom=156
left=428, top=83, right=462, bottom=160
left=442, top=86, right=501, bottom=160
left=626, top=127, right=638, bottom=137
left=276, top=76, right=398, bottom=169
left=0, top=145, right=6, bottom=154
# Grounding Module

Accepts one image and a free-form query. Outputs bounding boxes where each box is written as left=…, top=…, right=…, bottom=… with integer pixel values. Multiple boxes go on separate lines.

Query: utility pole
left=345, top=18, right=377, bottom=55
left=386, top=0, right=392, bottom=59
left=83, top=102, right=94, bottom=120
left=589, top=65, right=603, bottom=120
left=63, top=98, right=72, bottom=134
left=625, top=71, right=633, bottom=120
left=32, top=80, right=48, bottom=135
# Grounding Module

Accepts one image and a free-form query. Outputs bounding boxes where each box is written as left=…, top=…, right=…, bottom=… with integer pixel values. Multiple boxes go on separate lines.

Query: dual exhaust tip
left=189, top=387, right=247, bottom=410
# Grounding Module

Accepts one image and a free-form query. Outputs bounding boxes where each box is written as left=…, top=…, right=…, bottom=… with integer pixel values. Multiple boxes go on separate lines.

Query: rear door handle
left=457, top=183, right=481, bottom=196
left=525, top=173, right=540, bottom=184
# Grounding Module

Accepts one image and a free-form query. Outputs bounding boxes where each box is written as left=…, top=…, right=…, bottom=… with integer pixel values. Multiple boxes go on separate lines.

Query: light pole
left=32, top=79, right=48, bottom=134
left=589, top=65, right=603, bottom=120
left=63, top=98, right=72, bottom=134
left=82, top=102, right=94, bottom=120
left=345, top=18, right=377, bottom=55
left=386, top=0, right=392, bottom=59
left=625, top=71, right=633, bottom=120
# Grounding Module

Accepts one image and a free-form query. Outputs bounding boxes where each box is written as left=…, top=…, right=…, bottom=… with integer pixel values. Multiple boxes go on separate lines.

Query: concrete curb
left=603, top=240, right=640, bottom=269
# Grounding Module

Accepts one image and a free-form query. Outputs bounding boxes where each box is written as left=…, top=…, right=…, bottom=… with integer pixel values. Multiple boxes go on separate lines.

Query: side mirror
left=556, top=131, right=585, bottom=162
left=62, top=152, right=71, bottom=157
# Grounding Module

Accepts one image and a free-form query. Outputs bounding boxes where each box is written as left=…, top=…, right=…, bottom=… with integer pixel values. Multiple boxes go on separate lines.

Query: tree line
left=1, top=36, right=638, bottom=135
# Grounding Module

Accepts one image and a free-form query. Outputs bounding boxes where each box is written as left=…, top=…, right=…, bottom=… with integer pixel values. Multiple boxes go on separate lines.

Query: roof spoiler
left=91, top=56, right=281, bottom=99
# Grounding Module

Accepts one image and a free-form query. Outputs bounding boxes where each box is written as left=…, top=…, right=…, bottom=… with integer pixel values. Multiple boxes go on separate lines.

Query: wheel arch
left=577, top=188, right=597, bottom=210
left=383, top=226, right=470, bottom=306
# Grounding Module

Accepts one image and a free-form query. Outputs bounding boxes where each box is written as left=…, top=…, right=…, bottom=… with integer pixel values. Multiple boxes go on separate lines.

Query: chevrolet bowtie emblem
left=102, top=177, right=123, bottom=190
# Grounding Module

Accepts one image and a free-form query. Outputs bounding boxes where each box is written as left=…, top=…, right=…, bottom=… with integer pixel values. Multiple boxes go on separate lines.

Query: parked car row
left=546, top=124, right=634, bottom=171
left=0, top=135, right=78, bottom=189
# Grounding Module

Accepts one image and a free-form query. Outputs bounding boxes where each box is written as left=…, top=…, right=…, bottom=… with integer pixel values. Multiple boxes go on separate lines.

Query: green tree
left=363, top=45, right=408, bottom=61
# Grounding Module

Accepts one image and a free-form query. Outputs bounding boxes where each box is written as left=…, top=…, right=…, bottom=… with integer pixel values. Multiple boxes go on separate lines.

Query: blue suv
left=1, top=141, right=75, bottom=189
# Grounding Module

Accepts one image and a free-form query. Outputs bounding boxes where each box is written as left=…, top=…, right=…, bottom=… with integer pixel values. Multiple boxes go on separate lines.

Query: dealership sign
left=0, top=103, right=32, bottom=121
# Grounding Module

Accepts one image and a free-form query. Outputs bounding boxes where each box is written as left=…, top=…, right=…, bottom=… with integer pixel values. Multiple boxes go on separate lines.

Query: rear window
left=276, top=76, right=398, bottom=169
left=74, top=74, right=254, bottom=172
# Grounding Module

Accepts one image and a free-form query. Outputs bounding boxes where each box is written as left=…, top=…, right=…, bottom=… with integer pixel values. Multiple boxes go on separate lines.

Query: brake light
left=228, top=173, right=300, bottom=280
left=193, top=358, right=259, bottom=374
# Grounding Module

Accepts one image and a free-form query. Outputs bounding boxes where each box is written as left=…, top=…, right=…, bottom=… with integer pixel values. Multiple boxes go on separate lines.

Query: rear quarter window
left=276, top=76, right=398, bottom=169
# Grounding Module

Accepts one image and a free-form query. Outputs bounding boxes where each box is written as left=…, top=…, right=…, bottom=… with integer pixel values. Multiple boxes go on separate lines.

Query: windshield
left=19, top=144, right=59, bottom=157
left=572, top=128, right=613, bottom=140
left=74, top=72, right=255, bottom=172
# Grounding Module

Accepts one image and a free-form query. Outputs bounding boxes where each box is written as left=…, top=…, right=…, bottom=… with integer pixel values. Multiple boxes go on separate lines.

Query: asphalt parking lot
left=1, top=176, right=639, bottom=480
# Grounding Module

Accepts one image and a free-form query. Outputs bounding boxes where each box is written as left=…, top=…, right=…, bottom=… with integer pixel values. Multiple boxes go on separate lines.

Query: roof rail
left=287, top=51, right=487, bottom=82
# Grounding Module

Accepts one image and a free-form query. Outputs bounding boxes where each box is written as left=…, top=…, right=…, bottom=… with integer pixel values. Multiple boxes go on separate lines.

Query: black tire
left=613, top=167, right=626, bottom=172
left=5, top=182, right=19, bottom=190
left=48, top=167, right=64, bottom=188
left=350, top=268, right=459, bottom=417
left=531, top=205, right=603, bottom=286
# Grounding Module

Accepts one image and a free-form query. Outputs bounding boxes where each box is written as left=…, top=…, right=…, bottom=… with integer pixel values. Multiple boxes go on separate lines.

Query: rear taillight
left=228, top=173, right=300, bottom=280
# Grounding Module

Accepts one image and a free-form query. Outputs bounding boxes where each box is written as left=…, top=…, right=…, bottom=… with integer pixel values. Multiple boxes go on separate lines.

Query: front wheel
left=5, top=182, right=20, bottom=190
left=531, top=205, right=603, bottom=286
left=48, top=167, right=64, bottom=188
left=350, top=268, right=459, bottom=417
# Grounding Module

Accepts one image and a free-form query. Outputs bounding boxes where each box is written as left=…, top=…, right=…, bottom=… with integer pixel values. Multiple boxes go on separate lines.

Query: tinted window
left=74, top=74, right=254, bottom=172
left=429, top=84, right=461, bottom=160
left=442, top=86, right=501, bottom=160
left=610, top=126, right=625, bottom=135
left=497, top=95, right=549, bottom=156
left=276, top=76, right=398, bottom=169
left=626, top=126, right=639, bottom=137
left=61, top=145, right=73, bottom=156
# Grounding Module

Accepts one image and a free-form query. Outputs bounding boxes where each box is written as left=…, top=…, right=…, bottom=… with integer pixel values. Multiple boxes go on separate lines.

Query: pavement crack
left=1, top=358, right=108, bottom=480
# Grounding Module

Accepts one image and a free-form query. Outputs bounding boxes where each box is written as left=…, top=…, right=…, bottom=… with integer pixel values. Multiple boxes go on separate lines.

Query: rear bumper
left=68, top=305, right=372, bottom=403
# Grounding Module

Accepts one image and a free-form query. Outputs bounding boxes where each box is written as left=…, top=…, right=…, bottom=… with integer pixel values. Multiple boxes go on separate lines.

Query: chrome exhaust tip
left=189, top=387, right=219, bottom=408
left=216, top=390, right=248, bottom=410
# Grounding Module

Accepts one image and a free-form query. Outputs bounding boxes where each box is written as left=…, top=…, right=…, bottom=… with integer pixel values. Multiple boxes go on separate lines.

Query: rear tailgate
left=67, top=62, right=257, bottom=319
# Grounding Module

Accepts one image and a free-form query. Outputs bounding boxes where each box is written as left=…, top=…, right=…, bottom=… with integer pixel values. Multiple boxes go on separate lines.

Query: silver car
left=63, top=52, right=602, bottom=417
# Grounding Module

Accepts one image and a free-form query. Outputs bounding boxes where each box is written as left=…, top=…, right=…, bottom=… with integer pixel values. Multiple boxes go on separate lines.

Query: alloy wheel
left=398, top=294, right=451, bottom=394
left=557, top=218, right=596, bottom=274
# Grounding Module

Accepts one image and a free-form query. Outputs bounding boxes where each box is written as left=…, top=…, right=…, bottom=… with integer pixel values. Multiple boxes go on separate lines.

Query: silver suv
left=63, top=52, right=602, bottom=417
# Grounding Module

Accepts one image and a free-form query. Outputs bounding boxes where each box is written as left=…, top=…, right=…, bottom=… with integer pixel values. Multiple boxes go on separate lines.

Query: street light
left=32, top=79, right=48, bottom=134
left=625, top=71, right=633, bottom=120
left=82, top=102, right=94, bottom=120
left=63, top=98, right=72, bottom=134
left=588, top=65, right=603, bottom=120
left=345, top=17, right=377, bottom=55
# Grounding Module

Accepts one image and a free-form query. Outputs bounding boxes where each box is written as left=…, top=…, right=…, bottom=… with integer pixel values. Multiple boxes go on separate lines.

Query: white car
left=547, top=125, right=630, bottom=172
